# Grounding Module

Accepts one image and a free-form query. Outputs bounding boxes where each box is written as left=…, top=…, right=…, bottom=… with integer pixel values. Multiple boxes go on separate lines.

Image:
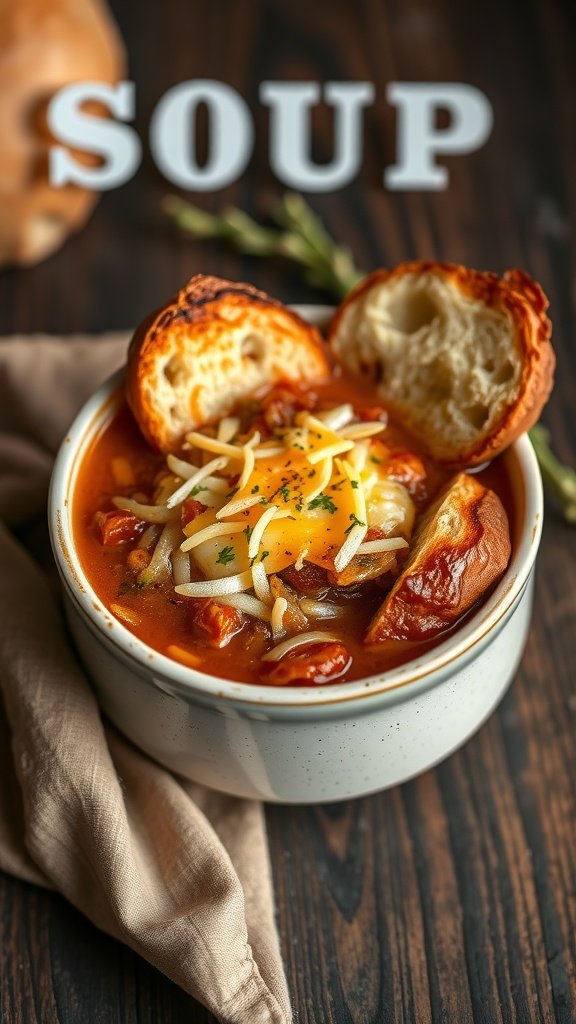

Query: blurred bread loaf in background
left=0, top=0, right=124, bottom=267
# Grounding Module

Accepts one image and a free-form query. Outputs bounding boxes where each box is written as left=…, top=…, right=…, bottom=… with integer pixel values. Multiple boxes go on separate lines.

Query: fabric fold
left=0, top=335, right=291, bottom=1024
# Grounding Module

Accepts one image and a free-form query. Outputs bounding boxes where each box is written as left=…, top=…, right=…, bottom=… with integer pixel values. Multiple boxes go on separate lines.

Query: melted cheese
left=177, top=410, right=417, bottom=587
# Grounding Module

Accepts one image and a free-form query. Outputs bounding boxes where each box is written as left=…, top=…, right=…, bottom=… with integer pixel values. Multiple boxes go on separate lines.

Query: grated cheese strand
left=294, top=544, right=309, bottom=571
left=216, top=493, right=262, bottom=520
left=166, top=456, right=229, bottom=509
left=180, top=521, right=246, bottom=553
left=332, top=458, right=368, bottom=572
left=356, top=537, right=409, bottom=554
left=341, top=421, right=387, bottom=440
left=307, top=439, right=354, bottom=464
left=237, top=445, right=256, bottom=491
left=217, top=417, right=240, bottom=443
left=306, top=456, right=333, bottom=503
left=186, top=432, right=246, bottom=460
left=166, top=454, right=229, bottom=493
left=251, top=560, right=272, bottom=603
left=270, top=597, right=288, bottom=640
left=248, top=505, right=283, bottom=560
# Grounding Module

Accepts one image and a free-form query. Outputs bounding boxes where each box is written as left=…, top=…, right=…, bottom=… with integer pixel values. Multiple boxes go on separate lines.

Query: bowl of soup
left=48, top=306, right=543, bottom=803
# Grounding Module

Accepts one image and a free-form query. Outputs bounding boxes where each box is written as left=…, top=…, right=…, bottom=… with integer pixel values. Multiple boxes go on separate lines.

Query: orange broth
left=72, top=374, right=518, bottom=685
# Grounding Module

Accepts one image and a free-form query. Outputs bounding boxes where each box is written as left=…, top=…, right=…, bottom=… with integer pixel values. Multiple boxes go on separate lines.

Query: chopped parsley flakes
left=216, top=545, right=235, bottom=565
left=307, top=492, right=338, bottom=514
left=344, top=513, right=366, bottom=534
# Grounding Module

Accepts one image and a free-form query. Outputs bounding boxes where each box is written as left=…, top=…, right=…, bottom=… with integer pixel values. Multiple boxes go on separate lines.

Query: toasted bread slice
left=329, top=262, right=554, bottom=467
left=127, top=274, right=330, bottom=451
left=365, top=472, right=511, bottom=644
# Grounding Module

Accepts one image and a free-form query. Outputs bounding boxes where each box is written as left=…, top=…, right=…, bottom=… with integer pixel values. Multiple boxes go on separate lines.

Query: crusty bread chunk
left=365, top=472, right=511, bottom=644
left=127, top=274, right=330, bottom=451
left=329, top=262, right=554, bottom=467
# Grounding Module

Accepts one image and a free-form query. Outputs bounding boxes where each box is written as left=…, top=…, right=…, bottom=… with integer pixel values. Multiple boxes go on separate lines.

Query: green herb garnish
left=344, top=513, right=366, bottom=534
left=216, top=546, right=235, bottom=565
left=307, top=492, right=338, bottom=513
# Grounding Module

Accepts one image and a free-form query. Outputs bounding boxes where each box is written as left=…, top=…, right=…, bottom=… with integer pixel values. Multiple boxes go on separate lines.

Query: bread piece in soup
left=127, top=274, right=331, bottom=452
left=328, top=261, right=555, bottom=468
left=365, top=473, right=511, bottom=644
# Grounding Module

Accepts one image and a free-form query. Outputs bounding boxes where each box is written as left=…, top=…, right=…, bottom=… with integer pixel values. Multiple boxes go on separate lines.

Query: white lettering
left=47, top=81, right=141, bottom=189
left=385, top=83, right=493, bottom=190
left=261, top=81, right=374, bottom=191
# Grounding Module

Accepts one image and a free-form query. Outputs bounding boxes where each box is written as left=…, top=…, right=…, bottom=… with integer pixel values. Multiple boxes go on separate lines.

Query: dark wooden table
left=1, top=0, right=575, bottom=1020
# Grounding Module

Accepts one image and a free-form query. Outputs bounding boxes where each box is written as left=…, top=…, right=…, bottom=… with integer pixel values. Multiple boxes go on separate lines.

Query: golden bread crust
left=365, top=473, right=511, bottom=643
left=126, top=274, right=330, bottom=451
left=328, top=261, right=555, bottom=468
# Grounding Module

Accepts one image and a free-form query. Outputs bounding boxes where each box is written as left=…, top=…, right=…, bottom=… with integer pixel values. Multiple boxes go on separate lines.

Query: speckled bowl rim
left=49, top=305, right=543, bottom=711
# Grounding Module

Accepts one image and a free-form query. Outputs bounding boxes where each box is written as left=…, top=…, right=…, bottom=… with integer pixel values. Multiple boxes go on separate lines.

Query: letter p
left=385, top=83, right=493, bottom=190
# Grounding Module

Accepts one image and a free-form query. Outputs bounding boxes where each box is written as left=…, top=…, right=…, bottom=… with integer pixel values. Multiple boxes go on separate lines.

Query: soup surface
left=73, top=371, right=516, bottom=685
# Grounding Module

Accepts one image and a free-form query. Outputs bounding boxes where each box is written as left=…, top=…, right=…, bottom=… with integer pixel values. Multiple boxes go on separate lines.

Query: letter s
left=47, top=81, right=142, bottom=190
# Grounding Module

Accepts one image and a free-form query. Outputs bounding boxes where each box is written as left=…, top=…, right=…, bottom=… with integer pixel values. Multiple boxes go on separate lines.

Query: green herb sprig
left=163, top=192, right=363, bottom=299
left=164, top=191, right=575, bottom=523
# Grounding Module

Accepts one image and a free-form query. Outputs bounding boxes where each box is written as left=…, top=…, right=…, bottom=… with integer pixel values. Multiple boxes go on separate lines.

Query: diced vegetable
left=258, top=642, right=352, bottom=685
left=94, top=509, right=145, bottom=546
left=187, top=598, right=245, bottom=648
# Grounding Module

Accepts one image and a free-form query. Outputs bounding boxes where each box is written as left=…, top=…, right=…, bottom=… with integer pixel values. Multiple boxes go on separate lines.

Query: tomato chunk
left=181, top=498, right=208, bottom=527
left=280, top=561, right=329, bottom=597
left=187, top=598, right=244, bottom=649
left=259, top=642, right=352, bottom=685
left=94, top=509, right=145, bottom=546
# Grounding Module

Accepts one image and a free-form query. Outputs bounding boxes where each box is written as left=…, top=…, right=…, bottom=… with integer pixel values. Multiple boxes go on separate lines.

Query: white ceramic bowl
left=49, top=307, right=543, bottom=803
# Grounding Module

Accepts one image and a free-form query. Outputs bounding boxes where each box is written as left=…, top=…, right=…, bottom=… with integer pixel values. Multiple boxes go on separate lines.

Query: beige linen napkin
left=0, top=335, right=292, bottom=1024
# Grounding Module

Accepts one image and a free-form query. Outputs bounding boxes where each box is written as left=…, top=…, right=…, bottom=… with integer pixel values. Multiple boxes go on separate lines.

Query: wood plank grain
left=1, top=0, right=575, bottom=1022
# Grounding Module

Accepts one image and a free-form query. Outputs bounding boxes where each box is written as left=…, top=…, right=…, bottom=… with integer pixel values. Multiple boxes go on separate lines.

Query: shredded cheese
left=180, top=521, right=245, bottom=553
left=270, top=597, right=288, bottom=639
left=341, top=421, right=387, bottom=440
left=216, top=493, right=262, bottom=519
left=237, top=445, right=256, bottom=491
left=248, top=504, right=282, bottom=560
left=166, top=456, right=229, bottom=509
left=251, top=560, right=272, bottom=603
left=306, top=456, right=333, bottom=503
left=217, top=417, right=240, bottom=443
left=186, top=432, right=246, bottom=460
left=356, top=537, right=409, bottom=554
left=307, top=439, right=354, bottom=464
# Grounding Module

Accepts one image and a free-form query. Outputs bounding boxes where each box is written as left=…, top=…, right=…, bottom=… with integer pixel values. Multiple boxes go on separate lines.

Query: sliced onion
left=356, top=537, right=409, bottom=554
left=112, top=497, right=178, bottom=524
left=175, top=571, right=253, bottom=598
left=261, top=630, right=340, bottom=662
left=140, top=521, right=182, bottom=585
left=171, top=546, right=192, bottom=586
left=219, top=593, right=271, bottom=621
left=299, top=600, right=342, bottom=619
